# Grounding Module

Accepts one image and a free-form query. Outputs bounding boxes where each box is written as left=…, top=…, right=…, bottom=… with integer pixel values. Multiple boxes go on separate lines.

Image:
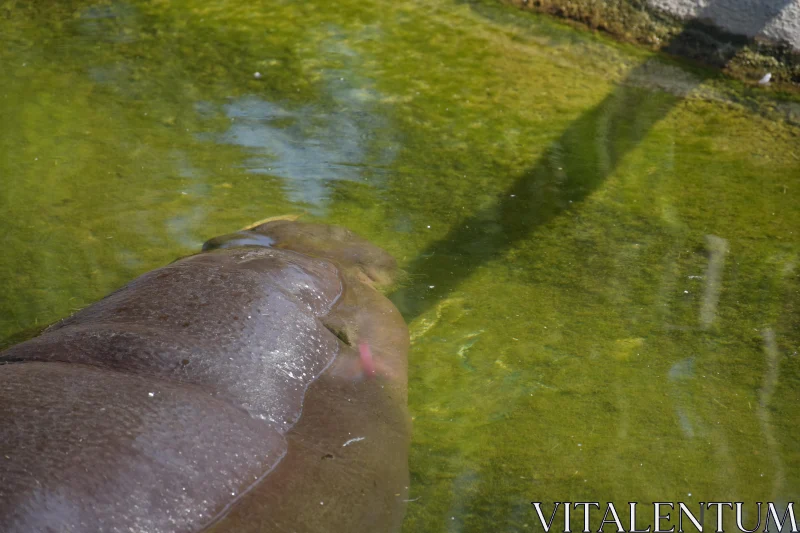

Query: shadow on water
left=390, top=0, right=794, bottom=322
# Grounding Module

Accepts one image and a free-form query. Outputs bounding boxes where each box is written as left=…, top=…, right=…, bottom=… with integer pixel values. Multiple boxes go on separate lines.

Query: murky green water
left=2, top=0, right=800, bottom=531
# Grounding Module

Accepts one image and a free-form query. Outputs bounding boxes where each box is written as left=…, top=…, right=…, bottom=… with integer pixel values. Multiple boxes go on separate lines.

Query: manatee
left=0, top=220, right=410, bottom=533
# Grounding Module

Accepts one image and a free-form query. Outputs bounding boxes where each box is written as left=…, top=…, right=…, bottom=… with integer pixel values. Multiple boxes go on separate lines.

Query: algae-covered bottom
left=1, top=0, right=799, bottom=531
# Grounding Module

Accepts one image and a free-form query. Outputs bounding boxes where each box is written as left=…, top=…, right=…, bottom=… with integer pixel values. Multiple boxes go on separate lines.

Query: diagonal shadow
left=390, top=0, right=792, bottom=321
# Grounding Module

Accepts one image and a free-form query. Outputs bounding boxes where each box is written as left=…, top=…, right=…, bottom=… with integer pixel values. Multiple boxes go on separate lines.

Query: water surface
left=2, top=0, right=799, bottom=531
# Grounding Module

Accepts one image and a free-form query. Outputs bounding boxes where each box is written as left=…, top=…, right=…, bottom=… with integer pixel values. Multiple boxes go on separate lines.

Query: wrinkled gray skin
left=0, top=221, right=410, bottom=533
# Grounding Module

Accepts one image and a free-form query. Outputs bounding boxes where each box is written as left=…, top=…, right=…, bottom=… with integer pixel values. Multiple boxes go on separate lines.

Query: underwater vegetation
left=1, top=0, right=799, bottom=531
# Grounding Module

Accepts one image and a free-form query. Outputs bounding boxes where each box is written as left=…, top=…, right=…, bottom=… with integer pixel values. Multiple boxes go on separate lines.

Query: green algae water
left=2, top=0, right=800, bottom=531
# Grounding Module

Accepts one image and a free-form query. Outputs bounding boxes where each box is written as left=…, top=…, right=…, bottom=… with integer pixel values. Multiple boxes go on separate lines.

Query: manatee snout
left=204, top=220, right=398, bottom=288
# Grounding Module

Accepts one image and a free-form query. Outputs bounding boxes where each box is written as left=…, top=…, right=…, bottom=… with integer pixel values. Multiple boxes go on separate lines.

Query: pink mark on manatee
left=359, top=342, right=376, bottom=379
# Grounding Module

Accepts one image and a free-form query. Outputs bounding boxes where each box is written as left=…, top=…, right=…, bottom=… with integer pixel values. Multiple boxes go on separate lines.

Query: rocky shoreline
left=500, top=0, right=800, bottom=92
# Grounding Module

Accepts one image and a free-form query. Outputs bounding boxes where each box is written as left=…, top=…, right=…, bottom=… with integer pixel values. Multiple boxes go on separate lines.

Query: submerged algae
left=1, top=0, right=800, bottom=531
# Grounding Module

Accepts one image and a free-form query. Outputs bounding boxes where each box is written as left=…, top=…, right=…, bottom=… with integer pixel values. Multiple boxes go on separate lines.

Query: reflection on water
left=207, top=64, right=397, bottom=208
left=668, top=357, right=697, bottom=438
left=77, top=2, right=139, bottom=44
left=759, top=329, right=786, bottom=499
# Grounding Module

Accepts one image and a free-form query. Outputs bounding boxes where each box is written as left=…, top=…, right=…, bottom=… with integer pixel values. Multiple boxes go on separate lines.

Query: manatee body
left=0, top=221, right=410, bottom=533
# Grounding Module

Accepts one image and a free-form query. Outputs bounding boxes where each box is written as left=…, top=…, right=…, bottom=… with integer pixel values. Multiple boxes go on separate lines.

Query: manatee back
left=0, top=222, right=410, bottom=533
left=0, top=247, right=346, bottom=532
